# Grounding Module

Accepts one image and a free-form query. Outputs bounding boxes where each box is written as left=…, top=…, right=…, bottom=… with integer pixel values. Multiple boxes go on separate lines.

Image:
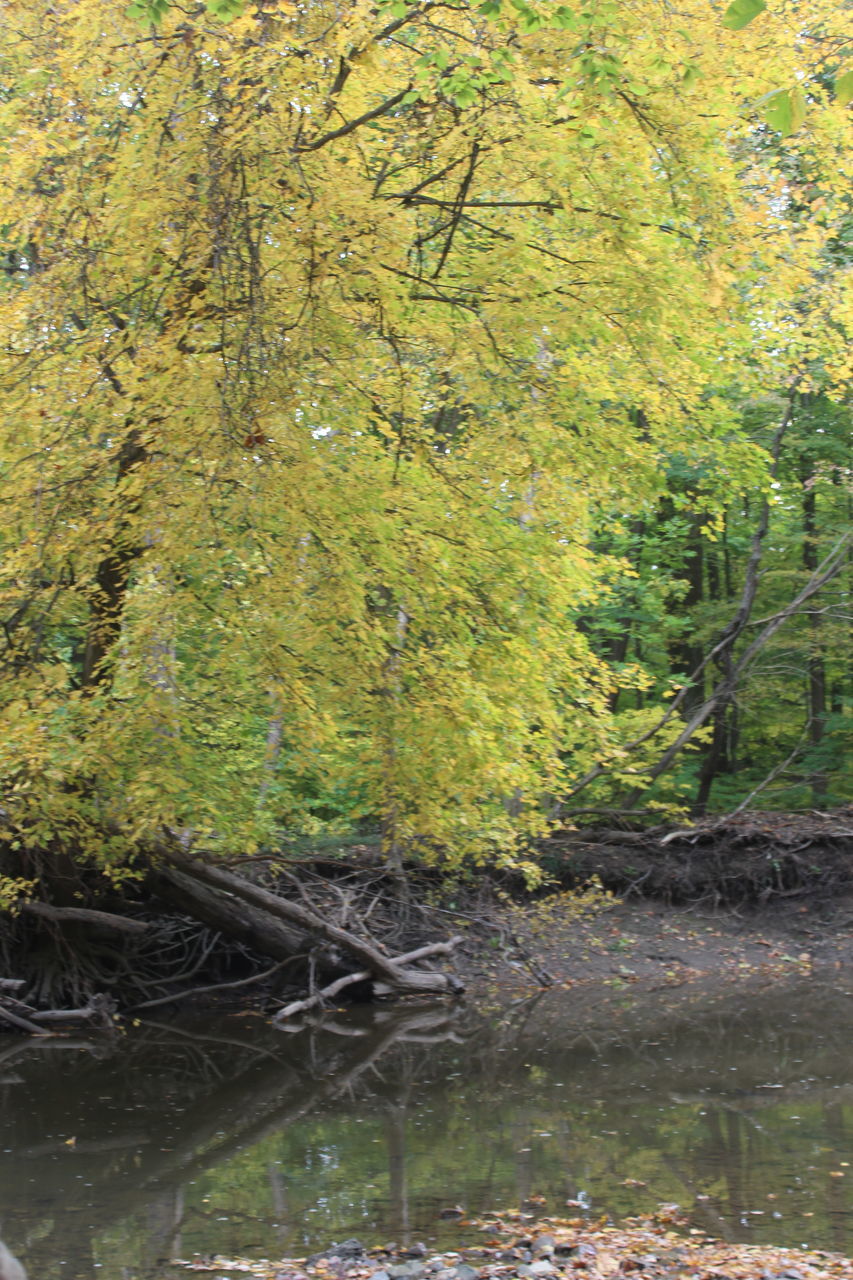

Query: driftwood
left=0, top=990, right=117, bottom=1035
left=156, top=849, right=465, bottom=1001
left=273, top=937, right=464, bottom=1022
left=19, top=901, right=151, bottom=935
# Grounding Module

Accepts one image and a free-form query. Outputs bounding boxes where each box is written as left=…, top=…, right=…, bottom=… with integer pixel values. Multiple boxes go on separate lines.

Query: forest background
left=0, top=0, right=850, bottom=1011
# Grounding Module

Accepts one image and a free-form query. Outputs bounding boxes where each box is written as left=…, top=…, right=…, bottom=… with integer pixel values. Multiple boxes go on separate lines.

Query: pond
left=1, top=977, right=851, bottom=1278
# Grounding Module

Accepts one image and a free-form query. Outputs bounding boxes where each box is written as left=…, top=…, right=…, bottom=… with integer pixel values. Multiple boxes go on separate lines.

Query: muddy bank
left=540, top=810, right=853, bottom=906
left=460, top=886, right=853, bottom=1003
left=2, top=811, right=851, bottom=1028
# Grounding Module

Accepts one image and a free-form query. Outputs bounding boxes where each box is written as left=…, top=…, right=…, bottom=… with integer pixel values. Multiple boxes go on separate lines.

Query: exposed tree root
left=4, top=809, right=848, bottom=1033
left=544, top=808, right=853, bottom=906
left=0, top=838, right=467, bottom=1031
left=156, top=848, right=465, bottom=1002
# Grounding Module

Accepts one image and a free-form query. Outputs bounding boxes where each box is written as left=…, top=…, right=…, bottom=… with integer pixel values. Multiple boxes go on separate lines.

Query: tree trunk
left=802, top=482, right=828, bottom=803
left=151, top=865, right=315, bottom=964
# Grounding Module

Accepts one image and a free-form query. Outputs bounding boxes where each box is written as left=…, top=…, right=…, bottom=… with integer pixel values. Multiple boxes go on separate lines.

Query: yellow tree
left=0, top=0, right=849, bottom=935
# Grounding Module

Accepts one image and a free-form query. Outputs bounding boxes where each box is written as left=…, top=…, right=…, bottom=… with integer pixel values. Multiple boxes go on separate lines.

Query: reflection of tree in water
left=1, top=982, right=852, bottom=1276
left=1, top=1005, right=465, bottom=1279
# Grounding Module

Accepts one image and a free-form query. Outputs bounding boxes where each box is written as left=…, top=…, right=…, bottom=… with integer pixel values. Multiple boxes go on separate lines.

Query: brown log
left=20, top=902, right=151, bottom=935
left=161, top=851, right=464, bottom=997
left=273, top=938, right=464, bottom=1022
left=151, top=865, right=313, bottom=962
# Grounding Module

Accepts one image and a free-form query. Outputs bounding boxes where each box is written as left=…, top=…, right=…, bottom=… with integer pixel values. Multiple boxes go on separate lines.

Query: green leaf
left=552, top=6, right=578, bottom=29
left=205, top=0, right=245, bottom=17
left=762, top=85, right=806, bottom=136
left=452, top=84, right=478, bottom=107
left=836, top=69, right=853, bottom=107
left=126, top=0, right=170, bottom=23
left=721, top=0, right=765, bottom=31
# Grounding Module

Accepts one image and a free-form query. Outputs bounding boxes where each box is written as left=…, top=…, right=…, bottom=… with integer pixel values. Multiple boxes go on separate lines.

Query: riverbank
left=171, top=1215, right=853, bottom=1279
left=2, top=810, right=850, bottom=1029
left=457, top=883, right=853, bottom=1004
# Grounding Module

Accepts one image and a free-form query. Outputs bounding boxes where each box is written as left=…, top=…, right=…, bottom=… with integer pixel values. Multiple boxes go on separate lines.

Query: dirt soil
left=455, top=886, right=853, bottom=1003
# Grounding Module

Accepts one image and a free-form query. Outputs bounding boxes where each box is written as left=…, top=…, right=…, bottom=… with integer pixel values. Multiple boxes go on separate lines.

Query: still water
left=1, top=978, right=851, bottom=1278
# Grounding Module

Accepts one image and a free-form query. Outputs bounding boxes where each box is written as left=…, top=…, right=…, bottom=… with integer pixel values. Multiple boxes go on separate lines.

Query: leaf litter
left=172, top=1210, right=853, bottom=1279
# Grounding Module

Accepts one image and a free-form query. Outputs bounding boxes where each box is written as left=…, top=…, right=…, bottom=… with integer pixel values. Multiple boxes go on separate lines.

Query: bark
left=0, top=990, right=116, bottom=1033
left=274, top=938, right=464, bottom=1021
left=20, top=902, right=152, bottom=936
left=669, top=513, right=707, bottom=719
left=802, top=482, right=828, bottom=802
left=154, top=849, right=464, bottom=999
left=80, top=429, right=148, bottom=694
left=151, top=864, right=314, bottom=963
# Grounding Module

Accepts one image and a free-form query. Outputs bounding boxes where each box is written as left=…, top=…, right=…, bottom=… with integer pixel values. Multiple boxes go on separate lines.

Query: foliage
left=0, top=0, right=849, bottom=885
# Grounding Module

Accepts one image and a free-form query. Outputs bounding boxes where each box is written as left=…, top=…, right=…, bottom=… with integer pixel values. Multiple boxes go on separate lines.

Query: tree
left=0, top=0, right=849, bottom=1008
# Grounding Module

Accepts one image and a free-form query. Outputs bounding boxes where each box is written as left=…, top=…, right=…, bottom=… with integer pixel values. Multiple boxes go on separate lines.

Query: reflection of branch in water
left=140, top=1018, right=290, bottom=1067
left=671, top=1081, right=853, bottom=1110
left=163, top=1010, right=461, bottom=1194
left=660, top=1152, right=735, bottom=1243
left=5, top=1005, right=466, bottom=1279
left=0, top=1037, right=109, bottom=1071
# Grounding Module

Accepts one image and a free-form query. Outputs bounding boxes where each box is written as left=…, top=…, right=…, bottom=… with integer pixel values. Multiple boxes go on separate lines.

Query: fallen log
left=0, top=990, right=117, bottom=1034
left=0, top=1002, right=48, bottom=1035
left=274, top=937, right=464, bottom=1022
left=19, top=902, right=152, bottom=936
left=154, top=847, right=465, bottom=1002
left=30, top=993, right=117, bottom=1028
left=151, top=864, right=314, bottom=963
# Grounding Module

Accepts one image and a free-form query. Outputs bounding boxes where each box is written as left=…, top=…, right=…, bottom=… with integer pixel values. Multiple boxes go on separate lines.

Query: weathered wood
left=30, top=993, right=117, bottom=1027
left=0, top=1001, right=48, bottom=1035
left=161, top=850, right=465, bottom=997
left=273, top=938, right=464, bottom=1021
left=151, top=865, right=313, bottom=962
left=20, top=902, right=151, bottom=935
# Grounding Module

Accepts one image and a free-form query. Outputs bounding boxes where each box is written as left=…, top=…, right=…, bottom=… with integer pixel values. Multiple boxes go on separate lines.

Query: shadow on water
left=1, top=978, right=852, bottom=1278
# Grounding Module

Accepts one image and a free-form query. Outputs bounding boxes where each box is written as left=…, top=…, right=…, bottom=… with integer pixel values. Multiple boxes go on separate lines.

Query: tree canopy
left=0, top=0, right=850, bottom=894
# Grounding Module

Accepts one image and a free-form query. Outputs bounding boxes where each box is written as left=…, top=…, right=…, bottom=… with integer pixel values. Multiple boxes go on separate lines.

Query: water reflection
left=1, top=980, right=851, bottom=1278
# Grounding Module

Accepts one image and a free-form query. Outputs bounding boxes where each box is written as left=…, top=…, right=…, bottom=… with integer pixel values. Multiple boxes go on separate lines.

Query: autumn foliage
left=0, top=0, right=849, bottom=894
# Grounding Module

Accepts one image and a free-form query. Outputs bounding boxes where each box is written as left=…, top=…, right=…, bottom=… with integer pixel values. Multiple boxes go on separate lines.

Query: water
left=1, top=978, right=851, bottom=1278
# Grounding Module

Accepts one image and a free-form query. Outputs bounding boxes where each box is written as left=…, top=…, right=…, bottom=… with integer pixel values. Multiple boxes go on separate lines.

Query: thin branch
left=432, top=142, right=480, bottom=279
left=127, top=958, right=293, bottom=1013
left=294, top=86, right=413, bottom=154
